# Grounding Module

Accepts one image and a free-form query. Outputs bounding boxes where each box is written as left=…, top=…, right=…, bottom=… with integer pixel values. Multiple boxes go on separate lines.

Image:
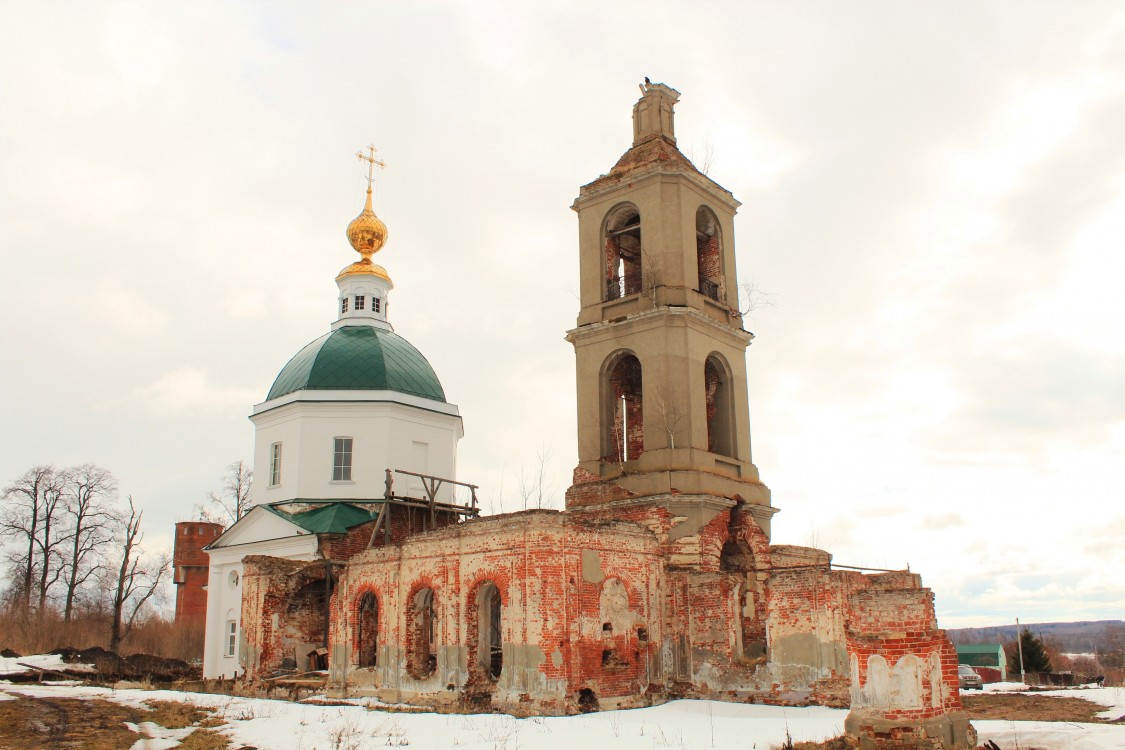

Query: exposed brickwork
left=173, top=521, right=224, bottom=624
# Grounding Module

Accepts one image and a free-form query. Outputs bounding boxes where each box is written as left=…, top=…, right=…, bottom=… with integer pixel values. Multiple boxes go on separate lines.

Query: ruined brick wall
left=241, top=556, right=335, bottom=680
left=329, top=510, right=664, bottom=713
left=173, top=521, right=223, bottom=624
left=843, top=582, right=975, bottom=749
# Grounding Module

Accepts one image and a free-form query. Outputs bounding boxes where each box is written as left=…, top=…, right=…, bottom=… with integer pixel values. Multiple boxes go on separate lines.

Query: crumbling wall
left=843, top=581, right=976, bottom=749
left=329, top=511, right=663, bottom=714
left=241, top=556, right=336, bottom=681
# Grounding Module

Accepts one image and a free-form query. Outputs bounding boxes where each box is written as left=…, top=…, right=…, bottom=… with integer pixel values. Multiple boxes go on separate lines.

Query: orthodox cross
left=356, top=144, right=386, bottom=189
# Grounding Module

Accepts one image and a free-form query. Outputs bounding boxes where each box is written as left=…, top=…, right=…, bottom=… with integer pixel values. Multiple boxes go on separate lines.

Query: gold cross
left=356, top=144, right=386, bottom=189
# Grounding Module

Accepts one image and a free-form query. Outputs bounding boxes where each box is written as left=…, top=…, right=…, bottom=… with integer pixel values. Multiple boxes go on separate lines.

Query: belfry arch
left=696, top=206, right=723, bottom=302
left=603, top=204, right=642, bottom=301
left=603, top=352, right=644, bottom=463
left=705, top=354, right=735, bottom=458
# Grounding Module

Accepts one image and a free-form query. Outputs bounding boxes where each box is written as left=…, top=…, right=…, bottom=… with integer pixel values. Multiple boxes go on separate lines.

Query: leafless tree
left=736, top=280, right=777, bottom=320
left=518, top=443, right=555, bottom=510
left=208, top=460, right=253, bottom=525
left=59, top=464, right=118, bottom=621
left=109, top=497, right=168, bottom=652
left=0, top=465, right=66, bottom=615
left=648, top=369, right=688, bottom=450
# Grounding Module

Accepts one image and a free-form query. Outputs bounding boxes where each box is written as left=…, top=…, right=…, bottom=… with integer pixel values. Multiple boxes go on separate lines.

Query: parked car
left=958, top=664, right=983, bottom=690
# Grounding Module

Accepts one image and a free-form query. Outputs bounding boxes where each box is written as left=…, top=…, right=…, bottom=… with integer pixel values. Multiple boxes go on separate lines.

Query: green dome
left=267, top=326, right=446, bottom=403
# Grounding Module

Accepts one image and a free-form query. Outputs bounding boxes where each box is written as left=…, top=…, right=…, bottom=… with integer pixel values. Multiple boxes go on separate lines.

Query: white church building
left=201, top=159, right=463, bottom=679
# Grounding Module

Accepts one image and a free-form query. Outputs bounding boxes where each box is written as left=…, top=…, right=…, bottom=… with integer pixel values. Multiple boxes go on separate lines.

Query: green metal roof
left=267, top=325, right=446, bottom=402
left=286, top=503, right=377, bottom=534
left=956, top=644, right=1006, bottom=668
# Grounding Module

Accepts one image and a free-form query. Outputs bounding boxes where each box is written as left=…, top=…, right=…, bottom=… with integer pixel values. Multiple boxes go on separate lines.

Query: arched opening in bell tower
left=604, top=204, right=643, bottom=301
left=705, top=354, right=735, bottom=457
left=603, top=353, right=644, bottom=463
left=696, top=207, right=723, bottom=302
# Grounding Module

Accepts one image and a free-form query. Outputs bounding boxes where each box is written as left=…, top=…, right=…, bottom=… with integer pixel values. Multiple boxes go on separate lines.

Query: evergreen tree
left=1009, top=627, right=1052, bottom=673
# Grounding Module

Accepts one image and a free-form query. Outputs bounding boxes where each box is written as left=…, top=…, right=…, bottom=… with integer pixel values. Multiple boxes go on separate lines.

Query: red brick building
left=173, top=521, right=224, bottom=624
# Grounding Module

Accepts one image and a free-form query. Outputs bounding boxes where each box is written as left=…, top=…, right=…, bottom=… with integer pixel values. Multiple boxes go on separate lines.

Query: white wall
left=249, top=393, right=462, bottom=506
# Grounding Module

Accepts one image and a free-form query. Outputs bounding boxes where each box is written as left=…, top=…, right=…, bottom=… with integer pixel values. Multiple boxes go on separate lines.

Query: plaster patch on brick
left=581, top=549, right=605, bottom=583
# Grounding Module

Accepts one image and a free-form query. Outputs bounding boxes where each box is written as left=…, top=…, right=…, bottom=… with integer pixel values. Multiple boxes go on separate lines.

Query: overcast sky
left=2, top=2, right=1123, bottom=629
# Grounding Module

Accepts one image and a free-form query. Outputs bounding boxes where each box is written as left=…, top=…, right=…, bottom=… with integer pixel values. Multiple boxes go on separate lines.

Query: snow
left=3, top=682, right=1125, bottom=749
left=123, top=721, right=195, bottom=750
left=0, top=653, right=94, bottom=676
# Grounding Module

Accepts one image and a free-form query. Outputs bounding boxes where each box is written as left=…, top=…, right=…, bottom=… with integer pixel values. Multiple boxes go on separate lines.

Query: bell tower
left=565, top=81, right=772, bottom=527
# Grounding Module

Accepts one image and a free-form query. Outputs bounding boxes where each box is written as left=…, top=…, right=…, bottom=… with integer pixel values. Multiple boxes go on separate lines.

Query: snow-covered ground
left=1, top=682, right=1124, bottom=750
left=0, top=653, right=94, bottom=676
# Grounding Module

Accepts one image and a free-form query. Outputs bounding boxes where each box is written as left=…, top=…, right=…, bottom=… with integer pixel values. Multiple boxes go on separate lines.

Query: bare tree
left=0, top=465, right=50, bottom=611
left=59, top=464, right=118, bottom=621
left=109, top=497, right=168, bottom=652
left=517, top=443, right=555, bottom=510
left=648, top=370, right=688, bottom=450
left=208, top=460, right=253, bottom=525
left=0, top=465, right=66, bottom=615
left=736, top=280, right=777, bottom=320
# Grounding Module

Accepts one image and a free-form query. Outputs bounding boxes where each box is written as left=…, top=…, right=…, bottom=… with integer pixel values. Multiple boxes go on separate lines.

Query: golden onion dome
left=336, top=258, right=392, bottom=283
left=346, top=187, right=388, bottom=258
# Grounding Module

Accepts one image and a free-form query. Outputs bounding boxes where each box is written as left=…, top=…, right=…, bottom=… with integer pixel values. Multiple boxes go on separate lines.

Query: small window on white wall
left=374, top=297, right=381, bottom=313
left=354, top=295, right=365, bottom=311
left=333, top=437, right=353, bottom=481
left=226, top=620, right=237, bottom=657
left=269, top=442, right=282, bottom=487
left=340, top=297, right=349, bottom=313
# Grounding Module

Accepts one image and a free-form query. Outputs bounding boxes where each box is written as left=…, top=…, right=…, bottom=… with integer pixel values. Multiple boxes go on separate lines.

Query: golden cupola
left=333, top=145, right=395, bottom=332
left=337, top=185, right=391, bottom=283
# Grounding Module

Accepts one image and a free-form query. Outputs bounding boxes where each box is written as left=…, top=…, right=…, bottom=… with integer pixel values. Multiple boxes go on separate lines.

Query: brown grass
left=143, top=698, right=212, bottom=728
left=0, top=695, right=145, bottom=750
left=961, top=693, right=1111, bottom=722
left=0, top=693, right=230, bottom=750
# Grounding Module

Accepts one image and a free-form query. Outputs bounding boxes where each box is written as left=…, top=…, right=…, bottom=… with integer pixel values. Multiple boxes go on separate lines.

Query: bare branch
left=208, top=460, right=253, bottom=525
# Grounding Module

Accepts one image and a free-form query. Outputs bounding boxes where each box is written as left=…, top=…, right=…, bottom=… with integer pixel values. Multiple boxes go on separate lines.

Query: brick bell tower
left=565, top=81, right=773, bottom=534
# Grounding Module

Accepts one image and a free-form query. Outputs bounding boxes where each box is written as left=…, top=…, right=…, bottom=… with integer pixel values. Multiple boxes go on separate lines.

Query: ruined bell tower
left=565, top=81, right=772, bottom=532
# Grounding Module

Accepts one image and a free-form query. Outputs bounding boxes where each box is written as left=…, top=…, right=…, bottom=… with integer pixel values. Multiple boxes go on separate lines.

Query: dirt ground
left=0, top=695, right=228, bottom=750
left=962, top=692, right=1121, bottom=723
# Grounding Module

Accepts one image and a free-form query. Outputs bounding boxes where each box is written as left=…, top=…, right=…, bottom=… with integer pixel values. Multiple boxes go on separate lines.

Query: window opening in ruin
left=477, top=582, right=503, bottom=680
left=604, top=354, right=644, bottom=463
left=696, top=207, right=722, bottom=302
left=408, top=587, right=437, bottom=679
left=705, top=356, right=734, bottom=457
left=636, top=627, right=648, bottom=642
left=333, top=437, right=353, bottom=481
left=604, top=206, right=642, bottom=301
left=357, top=592, right=378, bottom=668
left=577, top=688, right=599, bottom=713
left=602, top=622, right=613, bottom=633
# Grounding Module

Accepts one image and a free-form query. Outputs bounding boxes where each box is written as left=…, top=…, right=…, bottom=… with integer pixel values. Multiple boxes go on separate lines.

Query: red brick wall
left=173, top=521, right=223, bottom=625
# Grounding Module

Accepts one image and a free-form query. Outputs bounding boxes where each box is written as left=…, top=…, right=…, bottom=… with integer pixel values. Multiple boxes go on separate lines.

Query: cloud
left=134, top=368, right=259, bottom=419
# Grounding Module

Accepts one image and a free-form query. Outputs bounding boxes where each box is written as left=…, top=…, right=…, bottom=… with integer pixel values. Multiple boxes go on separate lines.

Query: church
left=196, top=83, right=976, bottom=749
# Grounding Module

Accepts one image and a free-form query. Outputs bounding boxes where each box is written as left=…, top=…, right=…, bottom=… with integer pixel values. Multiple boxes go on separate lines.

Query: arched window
left=604, top=205, right=642, bottom=301
left=408, top=587, right=437, bottom=679
left=476, top=582, right=503, bottom=680
left=357, top=592, right=378, bottom=668
left=696, top=207, right=722, bottom=302
left=705, top=355, right=734, bottom=457
left=604, top=353, right=644, bottom=463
